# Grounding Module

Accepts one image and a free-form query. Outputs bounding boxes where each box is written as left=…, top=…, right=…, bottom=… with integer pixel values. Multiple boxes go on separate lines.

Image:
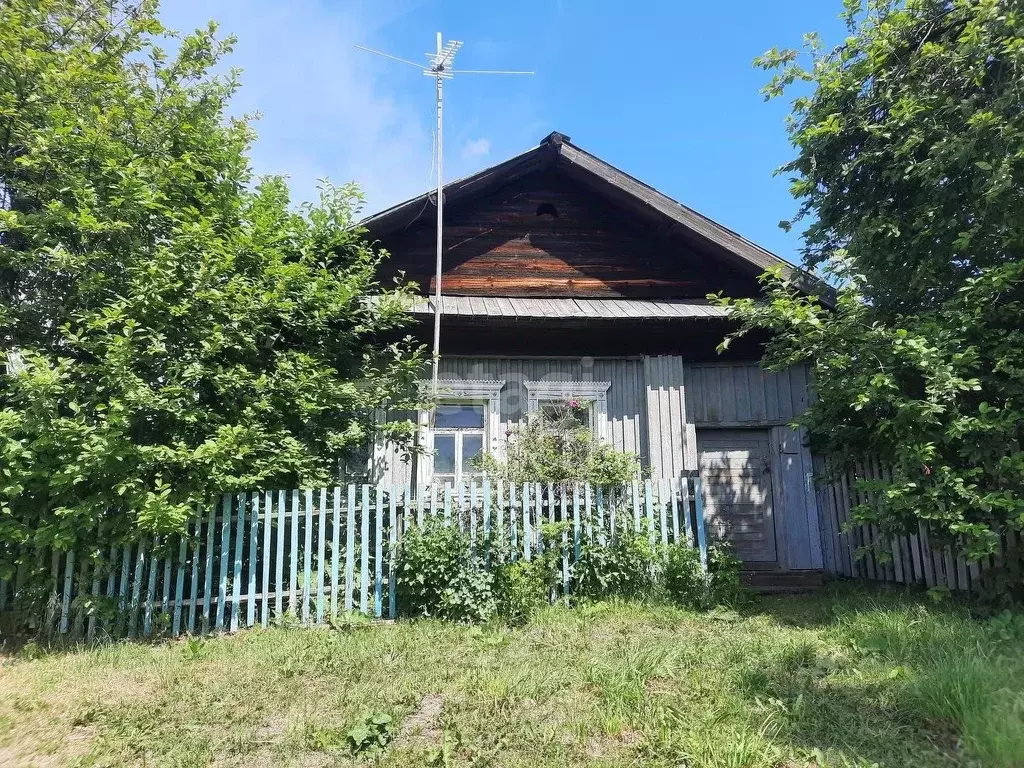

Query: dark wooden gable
left=375, top=169, right=763, bottom=299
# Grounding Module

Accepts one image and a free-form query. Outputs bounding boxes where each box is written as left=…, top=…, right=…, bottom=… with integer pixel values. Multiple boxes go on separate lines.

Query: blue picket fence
left=0, top=477, right=708, bottom=640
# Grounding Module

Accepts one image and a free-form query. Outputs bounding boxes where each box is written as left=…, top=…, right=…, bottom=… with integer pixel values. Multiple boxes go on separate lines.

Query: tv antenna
left=356, top=33, right=533, bottom=396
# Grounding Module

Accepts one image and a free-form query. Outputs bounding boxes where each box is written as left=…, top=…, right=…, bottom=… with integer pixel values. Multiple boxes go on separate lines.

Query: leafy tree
left=720, top=0, right=1024, bottom=564
left=0, top=0, right=424, bottom=587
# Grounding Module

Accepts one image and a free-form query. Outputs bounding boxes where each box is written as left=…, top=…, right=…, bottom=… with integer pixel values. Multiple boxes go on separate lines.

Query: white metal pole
left=431, top=31, right=443, bottom=398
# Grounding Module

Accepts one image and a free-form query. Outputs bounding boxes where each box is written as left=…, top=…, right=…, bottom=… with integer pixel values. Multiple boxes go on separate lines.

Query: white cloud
left=460, top=137, right=491, bottom=161
left=157, top=0, right=433, bottom=214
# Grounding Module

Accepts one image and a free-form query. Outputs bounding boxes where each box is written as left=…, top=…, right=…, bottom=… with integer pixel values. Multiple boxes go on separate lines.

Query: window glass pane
left=462, top=434, right=484, bottom=473
left=434, top=434, right=456, bottom=474
left=540, top=400, right=590, bottom=430
left=435, top=403, right=485, bottom=429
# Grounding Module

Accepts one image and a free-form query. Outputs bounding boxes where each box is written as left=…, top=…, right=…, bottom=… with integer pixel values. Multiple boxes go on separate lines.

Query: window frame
left=417, top=380, right=505, bottom=486
left=524, top=380, right=611, bottom=442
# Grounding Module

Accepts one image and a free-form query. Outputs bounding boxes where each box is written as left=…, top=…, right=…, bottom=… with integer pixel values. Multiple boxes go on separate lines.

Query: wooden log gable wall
left=375, top=356, right=824, bottom=572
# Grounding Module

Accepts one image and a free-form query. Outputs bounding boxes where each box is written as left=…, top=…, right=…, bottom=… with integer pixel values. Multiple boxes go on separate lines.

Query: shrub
left=665, top=541, right=750, bottom=609
left=394, top=520, right=494, bottom=623
left=493, top=522, right=565, bottom=624
left=493, top=559, right=551, bottom=626
left=572, top=529, right=661, bottom=601
left=707, top=545, right=748, bottom=606
left=478, top=400, right=640, bottom=487
left=665, top=542, right=708, bottom=608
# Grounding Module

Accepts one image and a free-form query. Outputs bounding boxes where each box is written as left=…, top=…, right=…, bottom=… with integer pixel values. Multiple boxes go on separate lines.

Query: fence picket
left=572, top=484, right=582, bottom=563
left=128, top=541, right=146, bottom=638
left=59, top=550, right=75, bottom=635
left=596, top=487, right=606, bottom=546
left=360, top=485, right=370, bottom=615
left=289, top=490, right=299, bottom=617
left=232, top=495, right=246, bottom=632
left=560, top=485, right=569, bottom=596
left=216, top=496, right=232, bottom=632
left=188, top=521, right=200, bottom=634
left=483, top=480, right=492, bottom=565
left=693, top=476, right=708, bottom=570
left=584, top=484, right=593, bottom=543
left=262, top=491, right=272, bottom=627
left=331, top=486, right=341, bottom=620
left=143, top=538, right=159, bottom=637
left=117, top=544, right=132, bottom=636
left=389, top=487, right=397, bottom=619
left=173, top=525, right=187, bottom=636
left=522, top=483, right=531, bottom=561
left=317, top=488, right=327, bottom=625
left=374, top=484, right=383, bottom=618
left=345, top=484, right=355, bottom=614
left=510, top=483, right=519, bottom=561
left=645, top=479, right=655, bottom=551
left=275, top=490, right=285, bottom=620
left=303, top=489, right=313, bottom=624
left=248, top=492, right=259, bottom=628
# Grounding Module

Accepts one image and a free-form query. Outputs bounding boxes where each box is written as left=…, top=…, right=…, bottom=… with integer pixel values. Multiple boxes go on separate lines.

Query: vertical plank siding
left=10, top=478, right=708, bottom=639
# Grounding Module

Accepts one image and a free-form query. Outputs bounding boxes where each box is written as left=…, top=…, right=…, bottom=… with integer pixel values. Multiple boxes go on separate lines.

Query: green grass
left=1, top=584, right=1022, bottom=767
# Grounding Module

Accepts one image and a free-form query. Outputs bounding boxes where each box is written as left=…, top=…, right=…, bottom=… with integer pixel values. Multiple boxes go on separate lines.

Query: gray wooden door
left=697, top=430, right=777, bottom=564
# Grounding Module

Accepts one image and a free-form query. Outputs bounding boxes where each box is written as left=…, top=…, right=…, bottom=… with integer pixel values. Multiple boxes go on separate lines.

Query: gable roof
left=362, top=131, right=832, bottom=304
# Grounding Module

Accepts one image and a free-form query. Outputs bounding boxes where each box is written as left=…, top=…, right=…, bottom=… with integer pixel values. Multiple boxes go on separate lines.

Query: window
left=432, top=403, right=486, bottom=485
left=539, top=400, right=591, bottom=431
left=525, top=381, right=611, bottom=441
left=417, top=380, right=504, bottom=486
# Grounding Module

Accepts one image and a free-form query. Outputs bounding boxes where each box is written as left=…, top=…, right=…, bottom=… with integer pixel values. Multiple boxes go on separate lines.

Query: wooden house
left=363, top=132, right=830, bottom=579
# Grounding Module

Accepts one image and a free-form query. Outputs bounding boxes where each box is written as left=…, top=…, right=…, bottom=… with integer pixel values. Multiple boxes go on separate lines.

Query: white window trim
left=524, top=380, right=611, bottom=442
left=417, top=380, right=505, bottom=484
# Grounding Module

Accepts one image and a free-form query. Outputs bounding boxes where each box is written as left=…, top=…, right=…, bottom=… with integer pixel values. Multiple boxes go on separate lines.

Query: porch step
left=741, top=570, right=826, bottom=594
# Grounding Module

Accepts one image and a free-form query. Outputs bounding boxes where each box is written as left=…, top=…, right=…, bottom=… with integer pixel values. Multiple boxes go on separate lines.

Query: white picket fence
left=0, top=477, right=708, bottom=640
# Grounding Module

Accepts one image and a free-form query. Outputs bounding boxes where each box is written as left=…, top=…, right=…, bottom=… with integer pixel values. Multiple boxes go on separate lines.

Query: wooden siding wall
left=375, top=357, right=827, bottom=573
left=685, top=363, right=810, bottom=426
left=378, top=357, right=649, bottom=487
left=643, top=356, right=697, bottom=478
left=377, top=172, right=762, bottom=299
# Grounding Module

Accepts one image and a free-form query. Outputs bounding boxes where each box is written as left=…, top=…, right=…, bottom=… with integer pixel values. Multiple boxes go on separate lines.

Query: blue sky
left=159, top=1, right=848, bottom=265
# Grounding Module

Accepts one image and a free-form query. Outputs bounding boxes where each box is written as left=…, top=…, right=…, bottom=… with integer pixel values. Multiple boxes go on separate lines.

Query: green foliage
left=0, top=0, right=424, bottom=594
left=724, top=0, right=1024, bottom=575
left=345, top=712, right=394, bottom=756
left=572, top=529, right=661, bottom=602
left=479, top=400, right=640, bottom=487
left=664, top=542, right=708, bottom=608
left=395, top=520, right=495, bottom=623
left=493, top=558, right=554, bottom=626
left=665, top=542, right=748, bottom=609
left=707, top=545, right=749, bottom=607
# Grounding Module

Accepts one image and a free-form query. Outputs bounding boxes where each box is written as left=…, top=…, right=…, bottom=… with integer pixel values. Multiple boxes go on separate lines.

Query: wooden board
left=377, top=171, right=762, bottom=299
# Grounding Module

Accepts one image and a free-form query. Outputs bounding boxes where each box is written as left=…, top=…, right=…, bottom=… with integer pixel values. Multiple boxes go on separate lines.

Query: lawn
left=0, top=584, right=1022, bottom=768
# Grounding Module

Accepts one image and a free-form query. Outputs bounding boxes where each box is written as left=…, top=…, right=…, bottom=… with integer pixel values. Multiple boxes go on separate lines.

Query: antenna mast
left=356, top=35, right=533, bottom=397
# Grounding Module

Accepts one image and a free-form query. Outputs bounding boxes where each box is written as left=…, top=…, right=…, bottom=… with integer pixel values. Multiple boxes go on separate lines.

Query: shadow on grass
left=729, top=583, right=1024, bottom=767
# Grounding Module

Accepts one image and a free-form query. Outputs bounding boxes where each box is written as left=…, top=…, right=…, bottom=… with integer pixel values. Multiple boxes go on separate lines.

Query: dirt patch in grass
left=395, top=693, right=444, bottom=751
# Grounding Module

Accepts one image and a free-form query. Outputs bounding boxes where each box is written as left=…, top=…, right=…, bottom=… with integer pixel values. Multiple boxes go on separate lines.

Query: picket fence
left=816, top=456, right=1020, bottom=592
left=0, top=477, right=708, bottom=640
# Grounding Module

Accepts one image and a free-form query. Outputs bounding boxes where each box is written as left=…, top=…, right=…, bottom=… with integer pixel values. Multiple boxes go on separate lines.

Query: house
left=362, top=131, right=830, bottom=579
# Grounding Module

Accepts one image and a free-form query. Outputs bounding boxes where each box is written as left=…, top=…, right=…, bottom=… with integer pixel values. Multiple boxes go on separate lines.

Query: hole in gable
left=535, top=202, right=559, bottom=219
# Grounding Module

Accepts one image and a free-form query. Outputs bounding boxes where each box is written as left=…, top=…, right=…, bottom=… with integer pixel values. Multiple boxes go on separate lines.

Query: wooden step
left=740, top=570, right=826, bottom=594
